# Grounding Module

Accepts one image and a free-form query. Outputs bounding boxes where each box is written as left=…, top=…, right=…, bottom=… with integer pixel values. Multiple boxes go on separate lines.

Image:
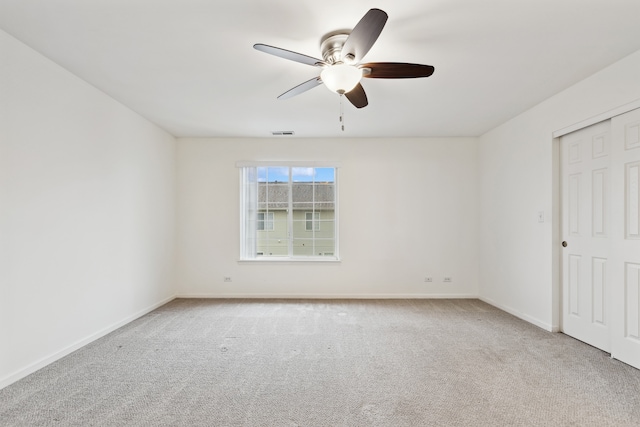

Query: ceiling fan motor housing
left=320, top=32, right=351, bottom=64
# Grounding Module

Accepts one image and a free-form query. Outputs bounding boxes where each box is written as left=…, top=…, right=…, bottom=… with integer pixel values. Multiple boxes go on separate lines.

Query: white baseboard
left=176, top=293, right=479, bottom=299
left=182, top=294, right=558, bottom=332
left=479, top=296, right=556, bottom=332
left=0, top=295, right=176, bottom=391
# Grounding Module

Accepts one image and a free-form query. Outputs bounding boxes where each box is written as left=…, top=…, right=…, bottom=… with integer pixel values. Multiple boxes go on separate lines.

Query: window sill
left=238, top=257, right=341, bottom=263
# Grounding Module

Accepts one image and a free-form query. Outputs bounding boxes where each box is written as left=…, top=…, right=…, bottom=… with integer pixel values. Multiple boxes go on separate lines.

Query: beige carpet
left=1, top=299, right=640, bottom=426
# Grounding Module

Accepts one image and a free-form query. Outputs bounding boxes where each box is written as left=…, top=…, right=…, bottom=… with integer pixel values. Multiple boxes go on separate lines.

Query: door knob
left=562, top=241, right=568, bottom=247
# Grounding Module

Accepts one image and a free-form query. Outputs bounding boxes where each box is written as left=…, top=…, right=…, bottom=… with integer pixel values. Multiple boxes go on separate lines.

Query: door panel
left=611, top=109, right=640, bottom=369
left=592, top=168, right=608, bottom=237
left=625, top=263, right=640, bottom=340
left=627, top=162, right=640, bottom=239
left=561, top=120, right=611, bottom=352
left=592, top=257, right=606, bottom=325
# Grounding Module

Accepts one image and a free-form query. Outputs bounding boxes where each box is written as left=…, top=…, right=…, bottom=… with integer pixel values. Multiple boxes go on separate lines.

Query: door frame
left=552, top=98, right=640, bottom=333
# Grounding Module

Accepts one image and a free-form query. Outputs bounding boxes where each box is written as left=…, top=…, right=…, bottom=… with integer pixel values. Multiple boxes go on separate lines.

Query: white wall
left=0, top=30, right=177, bottom=388
left=478, top=49, right=640, bottom=331
left=176, top=137, right=479, bottom=298
left=5, top=13, right=638, bottom=391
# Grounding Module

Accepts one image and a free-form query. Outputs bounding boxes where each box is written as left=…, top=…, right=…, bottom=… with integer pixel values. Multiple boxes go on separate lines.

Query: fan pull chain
left=340, top=94, right=345, bottom=132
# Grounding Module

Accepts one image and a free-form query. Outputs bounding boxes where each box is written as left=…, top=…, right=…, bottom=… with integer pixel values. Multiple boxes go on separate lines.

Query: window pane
left=265, top=212, right=274, bottom=230
left=317, top=214, right=335, bottom=235
left=315, top=238, right=335, bottom=256
left=257, top=213, right=264, bottom=230
left=314, top=167, right=335, bottom=183
left=256, top=237, right=289, bottom=256
left=264, top=167, right=289, bottom=183
left=257, top=167, right=268, bottom=182
left=314, top=182, right=335, bottom=204
left=292, top=238, right=335, bottom=256
left=259, top=184, right=289, bottom=210
left=257, top=212, right=274, bottom=231
left=271, top=214, right=287, bottom=235
left=295, top=212, right=334, bottom=230
left=292, top=182, right=313, bottom=210
left=292, top=238, right=314, bottom=256
left=305, top=212, right=320, bottom=231
left=292, top=167, right=315, bottom=182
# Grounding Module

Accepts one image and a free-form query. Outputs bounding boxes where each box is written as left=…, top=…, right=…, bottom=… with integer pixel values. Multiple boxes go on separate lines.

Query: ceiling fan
left=254, top=8, right=435, bottom=109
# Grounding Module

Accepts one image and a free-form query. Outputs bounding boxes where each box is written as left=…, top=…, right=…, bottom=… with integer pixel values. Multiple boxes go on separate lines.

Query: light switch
left=537, top=211, right=544, bottom=223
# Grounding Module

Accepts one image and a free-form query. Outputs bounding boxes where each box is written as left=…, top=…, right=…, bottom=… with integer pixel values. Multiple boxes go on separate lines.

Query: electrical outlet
left=443, top=277, right=452, bottom=283
left=223, top=276, right=232, bottom=282
left=424, top=277, right=433, bottom=283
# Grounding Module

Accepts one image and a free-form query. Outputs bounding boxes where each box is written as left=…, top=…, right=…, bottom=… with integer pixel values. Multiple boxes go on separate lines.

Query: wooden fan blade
left=345, top=83, right=368, bottom=109
left=341, top=9, right=388, bottom=63
left=254, top=44, right=326, bottom=67
left=277, top=77, right=323, bottom=100
left=361, top=62, right=435, bottom=79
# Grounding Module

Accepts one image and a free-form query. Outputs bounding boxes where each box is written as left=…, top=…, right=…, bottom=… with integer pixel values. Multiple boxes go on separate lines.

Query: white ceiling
left=2, top=0, right=640, bottom=138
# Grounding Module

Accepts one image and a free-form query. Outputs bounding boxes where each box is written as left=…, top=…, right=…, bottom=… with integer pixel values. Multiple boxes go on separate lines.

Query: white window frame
left=238, top=162, right=340, bottom=262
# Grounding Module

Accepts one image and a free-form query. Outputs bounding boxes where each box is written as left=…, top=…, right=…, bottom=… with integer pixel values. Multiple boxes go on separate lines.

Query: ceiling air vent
left=272, top=131, right=295, bottom=136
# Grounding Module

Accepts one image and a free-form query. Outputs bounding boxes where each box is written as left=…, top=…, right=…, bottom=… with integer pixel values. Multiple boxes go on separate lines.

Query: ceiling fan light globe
left=321, top=64, right=362, bottom=94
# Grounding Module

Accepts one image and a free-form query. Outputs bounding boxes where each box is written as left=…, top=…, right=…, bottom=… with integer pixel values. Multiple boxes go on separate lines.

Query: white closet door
left=561, top=120, right=612, bottom=352
left=611, top=108, right=640, bottom=369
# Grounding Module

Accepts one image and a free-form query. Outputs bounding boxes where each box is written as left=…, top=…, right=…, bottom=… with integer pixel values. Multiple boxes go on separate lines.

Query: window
left=306, top=212, right=320, bottom=231
left=257, top=212, right=274, bottom=231
left=239, top=164, right=338, bottom=260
